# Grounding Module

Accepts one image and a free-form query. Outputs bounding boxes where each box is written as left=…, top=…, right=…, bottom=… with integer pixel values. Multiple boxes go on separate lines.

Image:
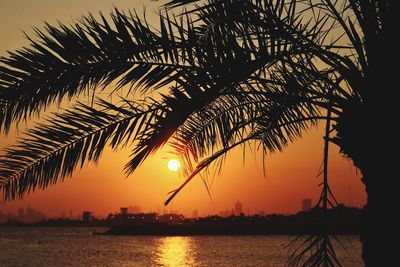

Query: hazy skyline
left=0, top=0, right=366, bottom=218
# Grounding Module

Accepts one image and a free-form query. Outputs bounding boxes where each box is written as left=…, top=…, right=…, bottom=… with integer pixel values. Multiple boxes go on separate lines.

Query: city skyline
left=0, top=197, right=364, bottom=223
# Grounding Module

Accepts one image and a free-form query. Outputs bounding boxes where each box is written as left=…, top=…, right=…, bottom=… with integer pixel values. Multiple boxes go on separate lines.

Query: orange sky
left=0, top=0, right=366, bottom=218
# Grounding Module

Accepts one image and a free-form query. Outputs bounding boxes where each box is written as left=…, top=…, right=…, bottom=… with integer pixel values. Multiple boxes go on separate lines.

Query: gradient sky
left=0, top=0, right=366, bottom=218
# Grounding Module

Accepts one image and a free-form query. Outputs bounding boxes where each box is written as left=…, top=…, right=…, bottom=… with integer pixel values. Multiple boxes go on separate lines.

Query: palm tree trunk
left=359, top=166, right=395, bottom=267
left=336, top=101, right=396, bottom=266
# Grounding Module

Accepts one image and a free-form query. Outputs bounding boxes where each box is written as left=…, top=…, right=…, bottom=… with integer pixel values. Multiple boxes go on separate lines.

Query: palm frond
left=123, top=4, right=315, bottom=174
left=165, top=72, right=338, bottom=204
left=165, top=92, right=326, bottom=206
left=288, top=233, right=343, bottom=267
left=0, top=98, right=159, bottom=200
left=0, top=8, right=197, bottom=133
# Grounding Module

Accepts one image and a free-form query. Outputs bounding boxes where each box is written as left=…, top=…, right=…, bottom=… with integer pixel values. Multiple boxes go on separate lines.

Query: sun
left=167, top=159, right=180, bottom=172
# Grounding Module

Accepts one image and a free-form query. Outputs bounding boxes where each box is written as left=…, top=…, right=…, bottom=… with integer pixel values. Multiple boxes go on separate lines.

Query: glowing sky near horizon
left=0, top=0, right=366, bottom=218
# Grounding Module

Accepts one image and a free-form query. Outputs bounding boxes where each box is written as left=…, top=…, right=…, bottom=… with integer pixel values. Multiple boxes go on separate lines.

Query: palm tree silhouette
left=0, top=0, right=394, bottom=266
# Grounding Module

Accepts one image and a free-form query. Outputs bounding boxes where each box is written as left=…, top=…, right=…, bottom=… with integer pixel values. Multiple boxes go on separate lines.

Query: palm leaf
left=0, top=98, right=160, bottom=200
left=0, top=8, right=197, bottom=133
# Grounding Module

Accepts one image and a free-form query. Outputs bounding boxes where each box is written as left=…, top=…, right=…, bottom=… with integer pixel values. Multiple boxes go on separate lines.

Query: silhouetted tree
left=0, top=0, right=394, bottom=266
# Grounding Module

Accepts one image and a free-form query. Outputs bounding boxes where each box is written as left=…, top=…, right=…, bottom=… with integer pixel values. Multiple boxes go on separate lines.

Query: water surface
left=0, top=227, right=363, bottom=266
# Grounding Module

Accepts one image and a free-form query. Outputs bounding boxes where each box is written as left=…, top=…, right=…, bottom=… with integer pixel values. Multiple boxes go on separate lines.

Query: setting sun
left=167, top=159, right=180, bottom=172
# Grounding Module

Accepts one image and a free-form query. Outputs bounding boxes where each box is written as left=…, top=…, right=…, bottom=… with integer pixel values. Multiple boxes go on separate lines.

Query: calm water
left=0, top=227, right=363, bottom=266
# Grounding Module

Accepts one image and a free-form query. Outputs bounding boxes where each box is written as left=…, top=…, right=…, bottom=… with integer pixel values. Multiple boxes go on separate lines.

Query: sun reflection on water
left=153, top=237, right=197, bottom=267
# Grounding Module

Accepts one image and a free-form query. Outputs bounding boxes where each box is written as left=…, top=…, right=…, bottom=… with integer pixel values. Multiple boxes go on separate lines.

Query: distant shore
left=103, top=205, right=362, bottom=236
left=1, top=205, right=362, bottom=236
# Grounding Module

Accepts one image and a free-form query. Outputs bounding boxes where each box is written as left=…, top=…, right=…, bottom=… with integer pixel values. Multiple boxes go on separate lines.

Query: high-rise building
left=234, top=201, right=243, bottom=216
left=302, top=198, right=312, bottom=212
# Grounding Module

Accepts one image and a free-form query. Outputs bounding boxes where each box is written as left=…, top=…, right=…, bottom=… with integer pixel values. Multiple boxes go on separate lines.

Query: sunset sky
left=0, top=0, right=366, bottom=218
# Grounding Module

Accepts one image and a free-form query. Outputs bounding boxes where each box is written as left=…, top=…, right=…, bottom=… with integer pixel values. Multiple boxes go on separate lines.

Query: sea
left=0, top=227, right=363, bottom=266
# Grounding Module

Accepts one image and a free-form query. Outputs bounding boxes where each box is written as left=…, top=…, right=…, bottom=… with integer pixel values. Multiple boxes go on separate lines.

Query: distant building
left=82, top=211, right=92, bottom=223
left=120, top=207, right=128, bottom=214
left=142, top=213, right=158, bottom=223
left=15, top=206, right=47, bottom=223
left=115, top=212, right=157, bottom=225
left=61, top=211, right=66, bottom=218
left=302, top=198, right=312, bottom=212
left=234, top=201, right=243, bottom=216
left=158, top=213, right=184, bottom=225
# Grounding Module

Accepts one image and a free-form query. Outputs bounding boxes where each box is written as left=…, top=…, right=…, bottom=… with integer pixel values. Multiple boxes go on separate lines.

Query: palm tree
left=0, top=0, right=394, bottom=266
